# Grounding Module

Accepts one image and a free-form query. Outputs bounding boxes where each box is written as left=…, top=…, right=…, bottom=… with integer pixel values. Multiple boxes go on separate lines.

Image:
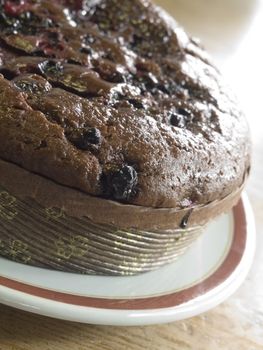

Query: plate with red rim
left=0, top=194, right=256, bottom=326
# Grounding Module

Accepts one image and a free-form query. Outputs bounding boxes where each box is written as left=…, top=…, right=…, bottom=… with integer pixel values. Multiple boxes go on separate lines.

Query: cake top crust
left=0, top=0, right=250, bottom=208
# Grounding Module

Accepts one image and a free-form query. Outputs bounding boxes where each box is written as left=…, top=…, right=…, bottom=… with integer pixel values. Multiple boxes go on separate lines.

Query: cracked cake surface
left=0, top=0, right=250, bottom=208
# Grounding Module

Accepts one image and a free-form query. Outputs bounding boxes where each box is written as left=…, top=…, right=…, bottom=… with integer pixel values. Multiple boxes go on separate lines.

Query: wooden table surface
left=1, top=1, right=263, bottom=349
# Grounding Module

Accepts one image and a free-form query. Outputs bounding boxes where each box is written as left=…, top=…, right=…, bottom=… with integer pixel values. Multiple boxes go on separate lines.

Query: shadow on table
left=0, top=304, right=105, bottom=346
left=0, top=304, right=162, bottom=349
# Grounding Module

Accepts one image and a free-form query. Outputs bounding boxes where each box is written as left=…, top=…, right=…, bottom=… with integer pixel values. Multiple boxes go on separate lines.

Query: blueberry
left=141, top=72, right=158, bottom=90
left=0, top=12, right=8, bottom=25
left=0, top=11, right=21, bottom=33
left=177, top=108, right=191, bottom=118
left=114, top=166, right=138, bottom=201
left=180, top=209, right=193, bottom=229
left=38, top=32, right=65, bottom=55
left=38, top=60, right=64, bottom=77
left=82, top=127, right=101, bottom=146
left=170, top=113, right=186, bottom=128
left=41, top=18, right=54, bottom=29
left=19, top=11, right=32, bottom=21
left=80, top=46, right=93, bottom=55
left=0, top=4, right=54, bottom=36
left=93, top=60, right=126, bottom=83
left=79, top=34, right=95, bottom=55
left=130, top=34, right=143, bottom=48
left=63, top=0, right=86, bottom=12
left=128, top=99, right=145, bottom=109
left=67, top=127, right=101, bottom=150
left=110, top=71, right=126, bottom=83
left=13, top=76, right=52, bottom=95
left=46, top=31, right=61, bottom=44
left=14, top=80, right=42, bottom=94
left=157, top=83, right=170, bottom=94
left=83, top=33, right=95, bottom=45
left=170, top=108, right=193, bottom=128
left=104, top=165, right=138, bottom=201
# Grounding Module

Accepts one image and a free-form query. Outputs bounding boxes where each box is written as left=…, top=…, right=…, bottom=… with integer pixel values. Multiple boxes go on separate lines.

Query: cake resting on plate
left=0, top=0, right=250, bottom=275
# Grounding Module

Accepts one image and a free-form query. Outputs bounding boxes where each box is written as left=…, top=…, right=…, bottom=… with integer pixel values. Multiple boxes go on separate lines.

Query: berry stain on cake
left=0, top=0, right=250, bottom=207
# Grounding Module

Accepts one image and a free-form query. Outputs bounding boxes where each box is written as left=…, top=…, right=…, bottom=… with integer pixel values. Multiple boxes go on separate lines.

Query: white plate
left=0, top=194, right=255, bottom=326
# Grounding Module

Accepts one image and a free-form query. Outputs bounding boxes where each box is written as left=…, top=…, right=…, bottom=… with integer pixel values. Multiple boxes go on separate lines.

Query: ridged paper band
left=0, top=186, right=203, bottom=275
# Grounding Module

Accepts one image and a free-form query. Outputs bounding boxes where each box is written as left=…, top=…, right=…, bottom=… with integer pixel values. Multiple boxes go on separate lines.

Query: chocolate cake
left=0, top=0, right=250, bottom=275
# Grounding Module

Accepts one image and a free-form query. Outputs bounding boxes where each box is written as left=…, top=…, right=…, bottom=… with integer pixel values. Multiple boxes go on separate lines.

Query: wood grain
left=1, top=1, right=263, bottom=349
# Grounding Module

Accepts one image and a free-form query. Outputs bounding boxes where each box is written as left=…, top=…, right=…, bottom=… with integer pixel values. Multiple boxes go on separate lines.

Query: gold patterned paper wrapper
left=0, top=185, right=204, bottom=276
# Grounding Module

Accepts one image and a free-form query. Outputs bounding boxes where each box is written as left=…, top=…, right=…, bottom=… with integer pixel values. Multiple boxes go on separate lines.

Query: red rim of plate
left=0, top=199, right=246, bottom=310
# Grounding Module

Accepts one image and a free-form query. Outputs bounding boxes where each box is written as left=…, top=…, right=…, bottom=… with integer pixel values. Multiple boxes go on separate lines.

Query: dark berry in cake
left=0, top=0, right=250, bottom=208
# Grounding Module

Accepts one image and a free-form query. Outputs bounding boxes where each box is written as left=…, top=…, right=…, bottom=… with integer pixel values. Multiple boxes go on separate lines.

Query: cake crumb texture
left=0, top=0, right=250, bottom=207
